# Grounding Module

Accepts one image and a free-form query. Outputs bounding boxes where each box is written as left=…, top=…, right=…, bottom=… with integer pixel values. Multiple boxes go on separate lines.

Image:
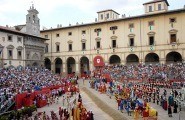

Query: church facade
left=0, top=5, right=47, bottom=68
left=41, top=0, right=185, bottom=75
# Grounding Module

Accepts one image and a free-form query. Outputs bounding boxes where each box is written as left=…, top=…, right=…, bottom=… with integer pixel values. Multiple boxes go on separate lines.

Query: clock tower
left=26, top=4, right=40, bottom=36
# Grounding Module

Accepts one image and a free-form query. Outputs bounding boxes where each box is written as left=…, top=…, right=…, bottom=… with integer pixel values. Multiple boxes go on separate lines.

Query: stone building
left=0, top=5, right=47, bottom=68
left=41, top=0, right=185, bottom=75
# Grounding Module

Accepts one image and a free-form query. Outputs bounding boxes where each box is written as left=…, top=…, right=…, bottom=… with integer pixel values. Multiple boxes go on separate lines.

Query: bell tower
left=26, top=4, right=40, bottom=36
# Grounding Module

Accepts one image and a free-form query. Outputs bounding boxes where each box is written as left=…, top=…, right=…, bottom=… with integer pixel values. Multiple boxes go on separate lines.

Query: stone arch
left=67, top=57, right=76, bottom=74
left=44, top=58, right=51, bottom=70
left=80, top=56, right=90, bottom=74
left=109, top=55, right=121, bottom=64
left=145, top=53, right=159, bottom=63
left=126, top=54, right=139, bottom=64
left=166, top=51, right=182, bottom=63
left=55, top=58, right=62, bottom=74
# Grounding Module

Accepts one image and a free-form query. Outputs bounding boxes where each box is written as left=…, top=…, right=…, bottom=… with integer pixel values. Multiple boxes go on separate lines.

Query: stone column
left=160, top=58, right=166, bottom=64
left=89, top=61, right=94, bottom=71
left=51, top=62, right=55, bottom=73
left=75, top=63, right=79, bottom=76
left=62, top=62, right=66, bottom=76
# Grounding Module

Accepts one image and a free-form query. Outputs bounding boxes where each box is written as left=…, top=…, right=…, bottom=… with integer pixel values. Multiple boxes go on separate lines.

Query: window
left=170, top=34, right=176, bottom=43
left=45, top=45, right=48, bottom=53
left=129, top=23, right=134, bottom=29
left=148, top=21, right=154, bottom=26
left=45, top=35, right=48, bottom=38
left=69, top=44, right=72, bottom=51
left=129, top=38, right=134, bottom=46
left=7, top=35, right=13, bottom=41
left=106, top=13, right=109, bottom=19
left=149, top=36, right=154, bottom=45
left=82, top=43, right=86, bottom=50
left=8, top=50, right=13, bottom=59
left=68, top=32, right=72, bottom=36
left=170, top=18, right=176, bottom=23
left=27, top=54, right=29, bottom=59
left=33, top=15, right=35, bottom=23
left=17, top=37, right=22, bottom=43
left=56, top=45, right=60, bottom=52
left=148, top=21, right=154, bottom=30
left=96, top=41, right=100, bottom=49
left=158, top=4, right=161, bottom=10
left=17, top=51, right=22, bottom=59
left=94, top=28, right=101, bottom=36
left=112, top=40, right=116, bottom=48
left=56, top=34, right=60, bottom=37
left=82, top=30, right=86, bottom=34
left=149, top=6, right=152, bottom=12
left=101, top=14, right=103, bottom=20
left=113, top=31, right=115, bottom=34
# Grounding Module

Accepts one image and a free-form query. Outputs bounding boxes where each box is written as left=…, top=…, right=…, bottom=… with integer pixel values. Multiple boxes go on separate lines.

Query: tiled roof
left=143, top=0, right=169, bottom=6
left=41, top=8, right=185, bottom=32
left=97, top=9, right=120, bottom=15
left=0, top=26, right=48, bottom=40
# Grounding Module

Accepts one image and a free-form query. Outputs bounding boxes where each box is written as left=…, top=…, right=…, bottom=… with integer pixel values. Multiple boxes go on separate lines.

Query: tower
left=26, top=4, right=40, bottom=36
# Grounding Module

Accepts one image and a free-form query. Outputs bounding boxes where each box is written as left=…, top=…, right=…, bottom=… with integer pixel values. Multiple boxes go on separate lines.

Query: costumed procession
left=89, top=63, right=185, bottom=119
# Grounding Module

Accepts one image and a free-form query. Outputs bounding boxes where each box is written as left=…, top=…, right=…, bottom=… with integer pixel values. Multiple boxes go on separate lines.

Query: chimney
left=60, top=24, right=62, bottom=27
left=57, top=24, right=59, bottom=28
left=122, top=14, right=126, bottom=18
left=184, top=5, right=185, bottom=9
left=69, top=24, right=71, bottom=26
left=76, top=22, right=79, bottom=25
left=6, top=25, right=9, bottom=28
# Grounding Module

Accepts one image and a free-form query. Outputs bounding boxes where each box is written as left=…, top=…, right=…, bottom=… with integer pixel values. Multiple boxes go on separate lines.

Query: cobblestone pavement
left=81, top=79, right=182, bottom=120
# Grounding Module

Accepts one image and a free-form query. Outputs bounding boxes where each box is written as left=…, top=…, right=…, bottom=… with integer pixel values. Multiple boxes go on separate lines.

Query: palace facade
left=0, top=5, right=47, bottom=68
left=41, top=0, right=185, bottom=75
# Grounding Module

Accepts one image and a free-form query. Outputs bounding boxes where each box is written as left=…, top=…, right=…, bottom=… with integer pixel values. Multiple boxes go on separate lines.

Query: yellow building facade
left=41, top=0, right=185, bottom=75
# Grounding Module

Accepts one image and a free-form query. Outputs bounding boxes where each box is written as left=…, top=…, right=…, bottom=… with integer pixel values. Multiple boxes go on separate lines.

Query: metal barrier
left=0, top=99, right=15, bottom=113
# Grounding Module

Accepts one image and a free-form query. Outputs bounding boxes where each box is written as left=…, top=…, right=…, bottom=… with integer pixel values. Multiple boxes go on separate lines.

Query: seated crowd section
left=0, top=67, right=78, bottom=113
left=93, top=63, right=185, bottom=83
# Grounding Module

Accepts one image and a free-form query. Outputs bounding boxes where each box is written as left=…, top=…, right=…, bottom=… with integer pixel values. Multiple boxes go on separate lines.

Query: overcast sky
left=0, top=0, right=184, bottom=29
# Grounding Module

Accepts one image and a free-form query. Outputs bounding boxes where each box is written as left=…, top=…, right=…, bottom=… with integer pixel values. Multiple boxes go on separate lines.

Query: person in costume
left=173, top=101, right=178, bottom=113
left=126, top=101, right=131, bottom=116
left=168, top=94, right=174, bottom=106
left=168, top=105, right=172, bottom=117
left=134, top=105, right=139, bottom=120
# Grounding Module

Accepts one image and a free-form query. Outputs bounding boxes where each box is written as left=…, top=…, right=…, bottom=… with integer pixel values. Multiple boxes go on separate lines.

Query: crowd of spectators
left=0, top=67, right=75, bottom=113
left=93, top=63, right=185, bottom=82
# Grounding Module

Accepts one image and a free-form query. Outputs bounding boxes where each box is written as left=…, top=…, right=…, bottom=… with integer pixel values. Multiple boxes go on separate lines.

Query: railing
left=0, top=98, right=15, bottom=113
left=0, top=96, right=6, bottom=106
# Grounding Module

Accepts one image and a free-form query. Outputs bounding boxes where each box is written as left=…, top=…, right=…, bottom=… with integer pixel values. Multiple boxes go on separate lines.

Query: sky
left=0, top=0, right=184, bottom=29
